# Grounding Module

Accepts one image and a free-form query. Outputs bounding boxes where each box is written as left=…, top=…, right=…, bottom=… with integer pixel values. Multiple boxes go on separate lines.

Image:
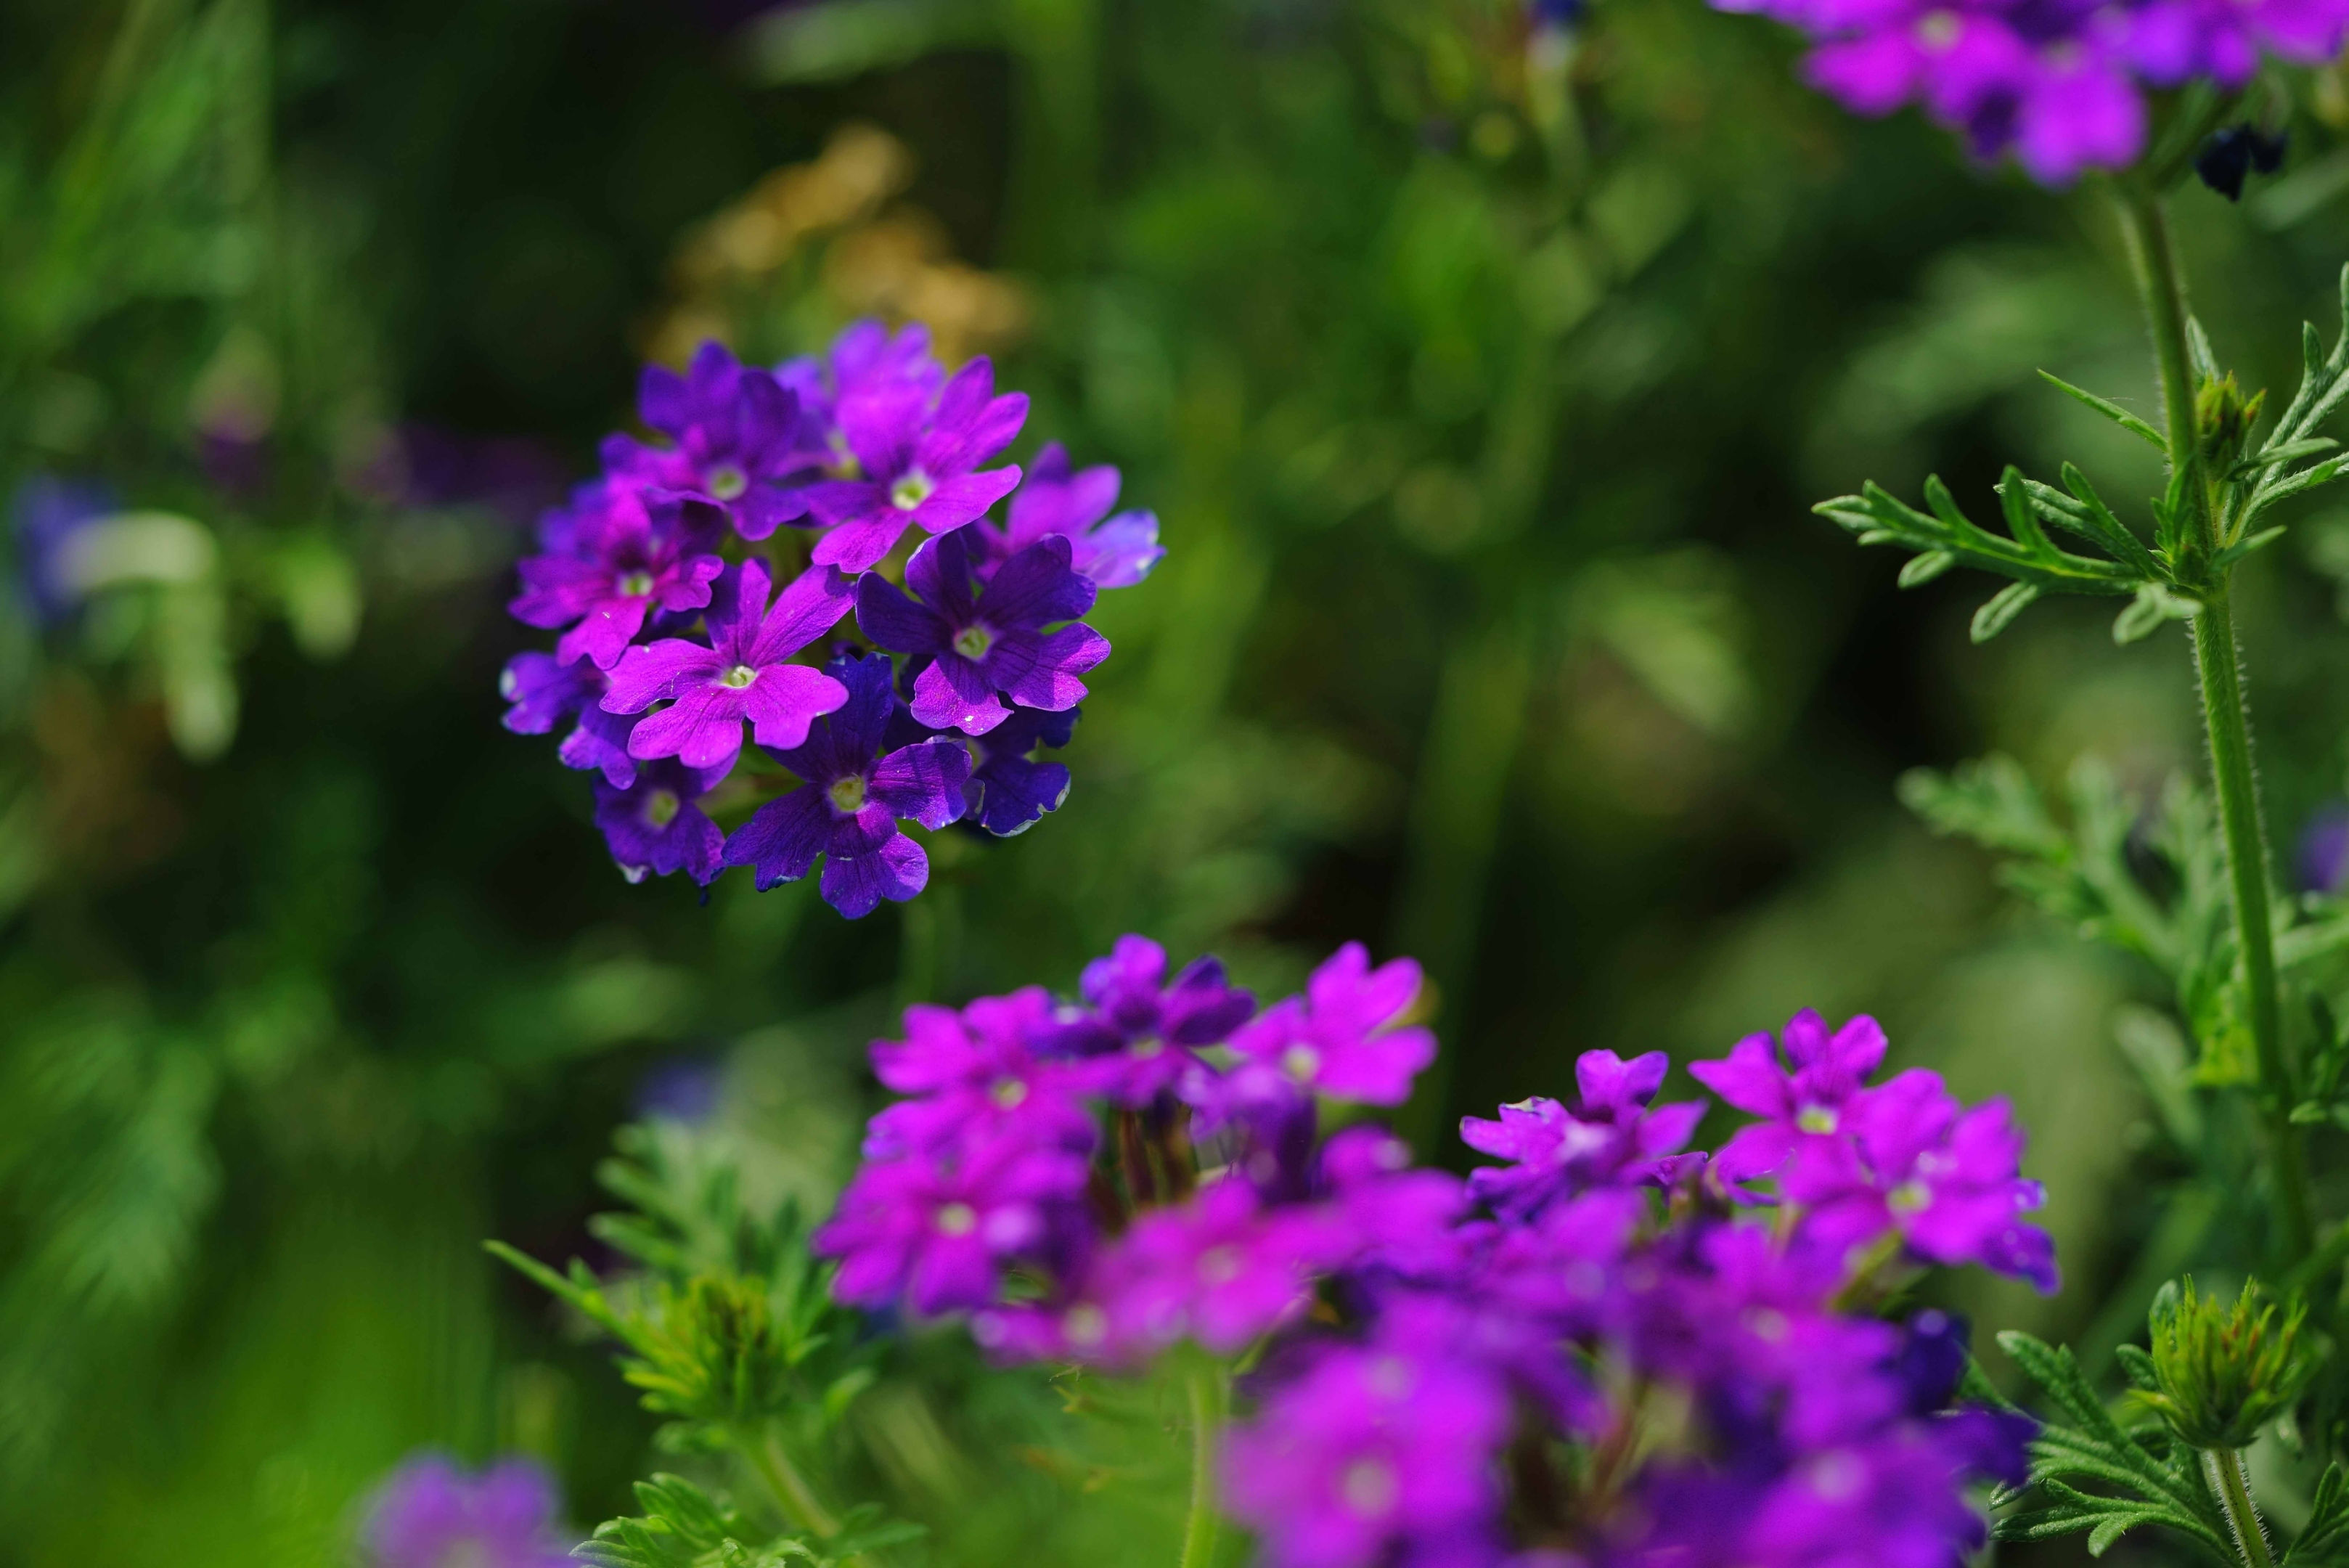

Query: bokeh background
left=8, top=0, right=2349, bottom=1561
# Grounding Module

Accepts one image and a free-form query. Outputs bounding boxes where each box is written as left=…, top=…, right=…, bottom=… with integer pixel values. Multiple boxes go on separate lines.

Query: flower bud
left=2133, top=1277, right=2318, bottom=1450
left=2195, top=372, right=2266, bottom=470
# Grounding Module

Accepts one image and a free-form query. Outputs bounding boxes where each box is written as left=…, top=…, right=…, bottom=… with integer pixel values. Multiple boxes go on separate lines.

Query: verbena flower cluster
left=815, top=939, right=2052, bottom=1567
left=1715, top=0, right=2349, bottom=184
left=499, top=324, right=1161, bottom=916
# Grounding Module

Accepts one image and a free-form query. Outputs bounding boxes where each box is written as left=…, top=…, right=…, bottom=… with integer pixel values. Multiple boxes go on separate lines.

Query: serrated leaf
left=1973, top=580, right=2040, bottom=641
left=2039, top=369, right=2167, bottom=449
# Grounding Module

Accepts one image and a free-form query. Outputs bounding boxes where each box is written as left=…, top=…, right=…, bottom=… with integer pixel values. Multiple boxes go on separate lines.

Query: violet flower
left=593, top=758, right=727, bottom=886
left=795, top=357, right=1028, bottom=573
left=971, top=442, right=1164, bottom=590
left=963, top=704, right=1079, bottom=836
left=854, top=528, right=1109, bottom=736
left=12, top=475, right=115, bottom=624
left=777, top=319, right=947, bottom=441
left=603, top=341, right=822, bottom=541
left=2300, top=806, right=2349, bottom=894
left=499, top=651, right=637, bottom=786
left=1690, top=1009, right=1888, bottom=1193
left=717, top=648, right=969, bottom=918
left=1084, top=1177, right=1336, bottom=1356
left=1208, top=943, right=1437, bottom=1115
left=509, top=483, right=726, bottom=670
left=813, top=1138, right=1090, bottom=1315
left=862, top=989, right=1106, bottom=1160
left=1050, top=934, right=1258, bottom=1101
left=602, top=558, right=856, bottom=777
left=362, top=1453, right=573, bottom=1568
left=1459, top=1048, right=1707, bottom=1218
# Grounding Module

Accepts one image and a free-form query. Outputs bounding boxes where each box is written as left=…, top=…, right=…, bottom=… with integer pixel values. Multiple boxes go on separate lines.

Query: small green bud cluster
left=2134, top=1277, right=2319, bottom=1450
left=2195, top=372, right=2268, bottom=471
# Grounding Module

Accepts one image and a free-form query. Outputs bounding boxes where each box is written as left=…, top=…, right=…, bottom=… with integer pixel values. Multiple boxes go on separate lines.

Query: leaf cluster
left=1815, top=266, right=2349, bottom=645
left=577, top=1474, right=921, bottom=1568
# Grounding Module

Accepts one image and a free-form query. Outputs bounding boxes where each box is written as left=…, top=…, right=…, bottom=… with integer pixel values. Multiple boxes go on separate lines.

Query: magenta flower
left=362, top=1453, right=573, bottom=1568
left=794, top=357, right=1028, bottom=573
left=602, top=340, right=822, bottom=540
left=813, top=1138, right=1090, bottom=1315
left=716, top=650, right=968, bottom=917
left=1084, top=1178, right=1336, bottom=1356
left=862, top=987, right=1106, bottom=1160
left=1210, top=943, right=1437, bottom=1113
left=971, top=442, right=1164, bottom=590
left=509, top=483, right=725, bottom=669
left=777, top=319, right=947, bottom=441
left=499, top=651, right=637, bottom=786
left=593, top=758, right=727, bottom=886
left=1049, top=934, right=1258, bottom=1101
left=602, top=558, right=855, bottom=777
left=1222, top=1325, right=1513, bottom=1568
left=854, top=528, right=1109, bottom=736
left=1459, top=1048, right=1707, bottom=1218
left=1690, top=1009, right=1888, bottom=1193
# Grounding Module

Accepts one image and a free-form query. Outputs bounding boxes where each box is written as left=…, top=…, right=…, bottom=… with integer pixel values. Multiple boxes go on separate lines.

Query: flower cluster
left=814, top=938, right=2054, bottom=1567
left=362, top=1453, right=575, bottom=1568
left=499, top=324, right=1161, bottom=915
left=1716, top=0, right=2349, bottom=185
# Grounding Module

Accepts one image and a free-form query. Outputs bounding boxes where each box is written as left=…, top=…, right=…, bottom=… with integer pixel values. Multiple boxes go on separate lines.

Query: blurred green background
left=7, top=0, right=2349, bottom=1561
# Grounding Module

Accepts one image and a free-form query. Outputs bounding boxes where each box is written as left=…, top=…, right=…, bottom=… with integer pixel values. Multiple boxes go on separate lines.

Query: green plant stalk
left=2115, top=184, right=2315, bottom=1266
left=740, top=1421, right=843, bottom=1539
left=1180, top=1363, right=1227, bottom=1568
left=2202, top=1447, right=2276, bottom=1568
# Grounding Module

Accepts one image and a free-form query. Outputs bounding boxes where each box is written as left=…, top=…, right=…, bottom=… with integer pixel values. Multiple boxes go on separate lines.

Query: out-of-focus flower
left=1209, top=943, right=1437, bottom=1114
left=1460, top=1048, right=1707, bottom=1217
left=594, top=758, right=728, bottom=886
left=971, top=442, right=1164, bottom=590
left=361, top=1453, right=573, bottom=1568
left=2298, top=805, right=2349, bottom=894
left=12, top=476, right=118, bottom=623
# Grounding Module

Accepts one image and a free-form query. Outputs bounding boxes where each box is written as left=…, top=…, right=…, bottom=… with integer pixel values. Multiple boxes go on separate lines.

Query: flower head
left=863, top=988, right=1106, bottom=1160
left=2136, top=1276, right=2317, bottom=1449
left=363, top=1453, right=573, bottom=1568
left=1691, top=1010, right=1887, bottom=1192
left=1461, top=1048, right=1707, bottom=1218
left=1208, top=944, right=1436, bottom=1116
left=602, top=558, right=856, bottom=777
left=777, top=319, right=946, bottom=441
left=796, top=357, right=1028, bottom=573
left=718, top=649, right=968, bottom=917
left=854, top=528, right=1109, bottom=736
left=971, top=442, right=1164, bottom=590
left=814, top=1137, right=1090, bottom=1315
left=509, top=483, right=726, bottom=670
left=603, top=341, right=822, bottom=539
left=1051, top=934, right=1259, bottom=1100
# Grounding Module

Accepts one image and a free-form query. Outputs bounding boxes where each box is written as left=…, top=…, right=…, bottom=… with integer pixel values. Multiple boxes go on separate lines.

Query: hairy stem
left=2202, top=1447, right=2275, bottom=1568
left=2115, top=184, right=2313, bottom=1266
left=1180, top=1363, right=1227, bottom=1568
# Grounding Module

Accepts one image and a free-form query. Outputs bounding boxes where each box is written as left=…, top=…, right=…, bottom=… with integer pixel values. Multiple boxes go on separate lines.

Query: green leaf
left=2114, top=583, right=2199, bottom=645
left=1814, top=477, right=2142, bottom=603
left=1973, top=581, right=2040, bottom=642
left=1897, top=550, right=1956, bottom=587
left=2038, top=369, right=2166, bottom=450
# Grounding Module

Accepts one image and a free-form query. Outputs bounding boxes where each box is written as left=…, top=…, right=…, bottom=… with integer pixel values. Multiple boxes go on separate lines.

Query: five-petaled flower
left=509, top=484, right=726, bottom=670
left=796, top=358, right=1029, bottom=573
left=602, top=341, right=822, bottom=539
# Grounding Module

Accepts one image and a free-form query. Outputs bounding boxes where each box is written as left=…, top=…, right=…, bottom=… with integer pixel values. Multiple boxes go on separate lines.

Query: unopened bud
left=2133, top=1277, right=2318, bottom=1450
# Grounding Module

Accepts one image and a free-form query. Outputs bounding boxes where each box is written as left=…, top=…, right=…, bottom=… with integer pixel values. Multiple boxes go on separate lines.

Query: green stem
left=740, top=1423, right=843, bottom=1539
left=2114, top=184, right=2315, bottom=1266
left=2202, top=1447, right=2276, bottom=1568
left=1180, top=1364, right=1226, bottom=1568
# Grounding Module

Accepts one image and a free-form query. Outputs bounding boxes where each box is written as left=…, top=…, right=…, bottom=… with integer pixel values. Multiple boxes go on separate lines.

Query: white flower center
left=642, top=788, right=682, bottom=829
left=616, top=570, right=655, bottom=597
left=1280, top=1043, right=1320, bottom=1082
left=828, top=775, right=868, bottom=812
left=1916, top=9, right=1960, bottom=47
left=705, top=463, right=748, bottom=500
left=1198, top=1245, right=1244, bottom=1284
left=991, top=1077, right=1029, bottom=1108
left=1065, top=1304, right=1108, bottom=1346
left=1341, top=1459, right=1399, bottom=1518
left=934, top=1202, right=978, bottom=1236
left=1888, top=1180, right=1933, bottom=1215
left=1796, top=1104, right=1838, bottom=1134
left=891, top=469, right=936, bottom=510
left=953, top=623, right=997, bottom=660
left=719, top=664, right=759, bottom=690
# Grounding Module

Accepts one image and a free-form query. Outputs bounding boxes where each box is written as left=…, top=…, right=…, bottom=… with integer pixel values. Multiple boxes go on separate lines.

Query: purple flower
left=603, top=341, right=822, bottom=541
left=1222, top=1326, right=1512, bottom=1568
left=777, top=320, right=947, bottom=441
left=717, top=648, right=969, bottom=917
left=1084, top=1178, right=1336, bottom=1356
left=594, top=759, right=727, bottom=885
left=862, top=989, right=1105, bottom=1159
left=602, top=558, right=856, bottom=777
left=795, top=358, right=1028, bottom=573
left=509, top=483, right=726, bottom=669
left=2300, top=806, right=2349, bottom=894
left=854, top=528, right=1109, bottom=737
left=971, top=443, right=1164, bottom=590
left=499, top=651, right=637, bottom=786
left=362, top=1453, right=573, bottom=1568
left=1050, top=935, right=1258, bottom=1099
left=1460, top=1049, right=1707, bottom=1218
left=962, top=703, right=1079, bottom=836
left=813, top=1138, right=1089, bottom=1315
left=12, top=476, right=115, bottom=623
left=1690, top=1010, right=1887, bottom=1193
left=1208, top=944, right=1437, bottom=1114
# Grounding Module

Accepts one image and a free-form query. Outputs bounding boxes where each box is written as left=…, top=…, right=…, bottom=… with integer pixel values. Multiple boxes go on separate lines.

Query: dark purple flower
left=1206, top=944, right=1437, bottom=1116
left=795, top=358, right=1028, bottom=573
left=1459, top=1049, right=1707, bottom=1218
left=854, top=528, right=1109, bottom=736
left=813, top=1138, right=1090, bottom=1315
left=1050, top=935, right=1259, bottom=1100
left=862, top=988, right=1106, bottom=1159
left=1222, top=1323, right=1512, bottom=1568
left=777, top=320, right=947, bottom=441
left=971, top=442, right=1164, bottom=591
left=509, top=483, right=726, bottom=669
left=962, top=704, right=1079, bottom=836
left=2300, top=805, right=2349, bottom=894
left=602, top=558, right=856, bottom=777
left=603, top=341, right=823, bottom=541
left=499, top=651, right=638, bottom=786
left=1691, top=1010, right=1887, bottom=1194
left=593, top=758, right=727, bottom=886
left=363, top=1453, right=573, bottom=1568
left=717, top=648, right=969, bottom=917
left=12, top=475, right=115, bottom=623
